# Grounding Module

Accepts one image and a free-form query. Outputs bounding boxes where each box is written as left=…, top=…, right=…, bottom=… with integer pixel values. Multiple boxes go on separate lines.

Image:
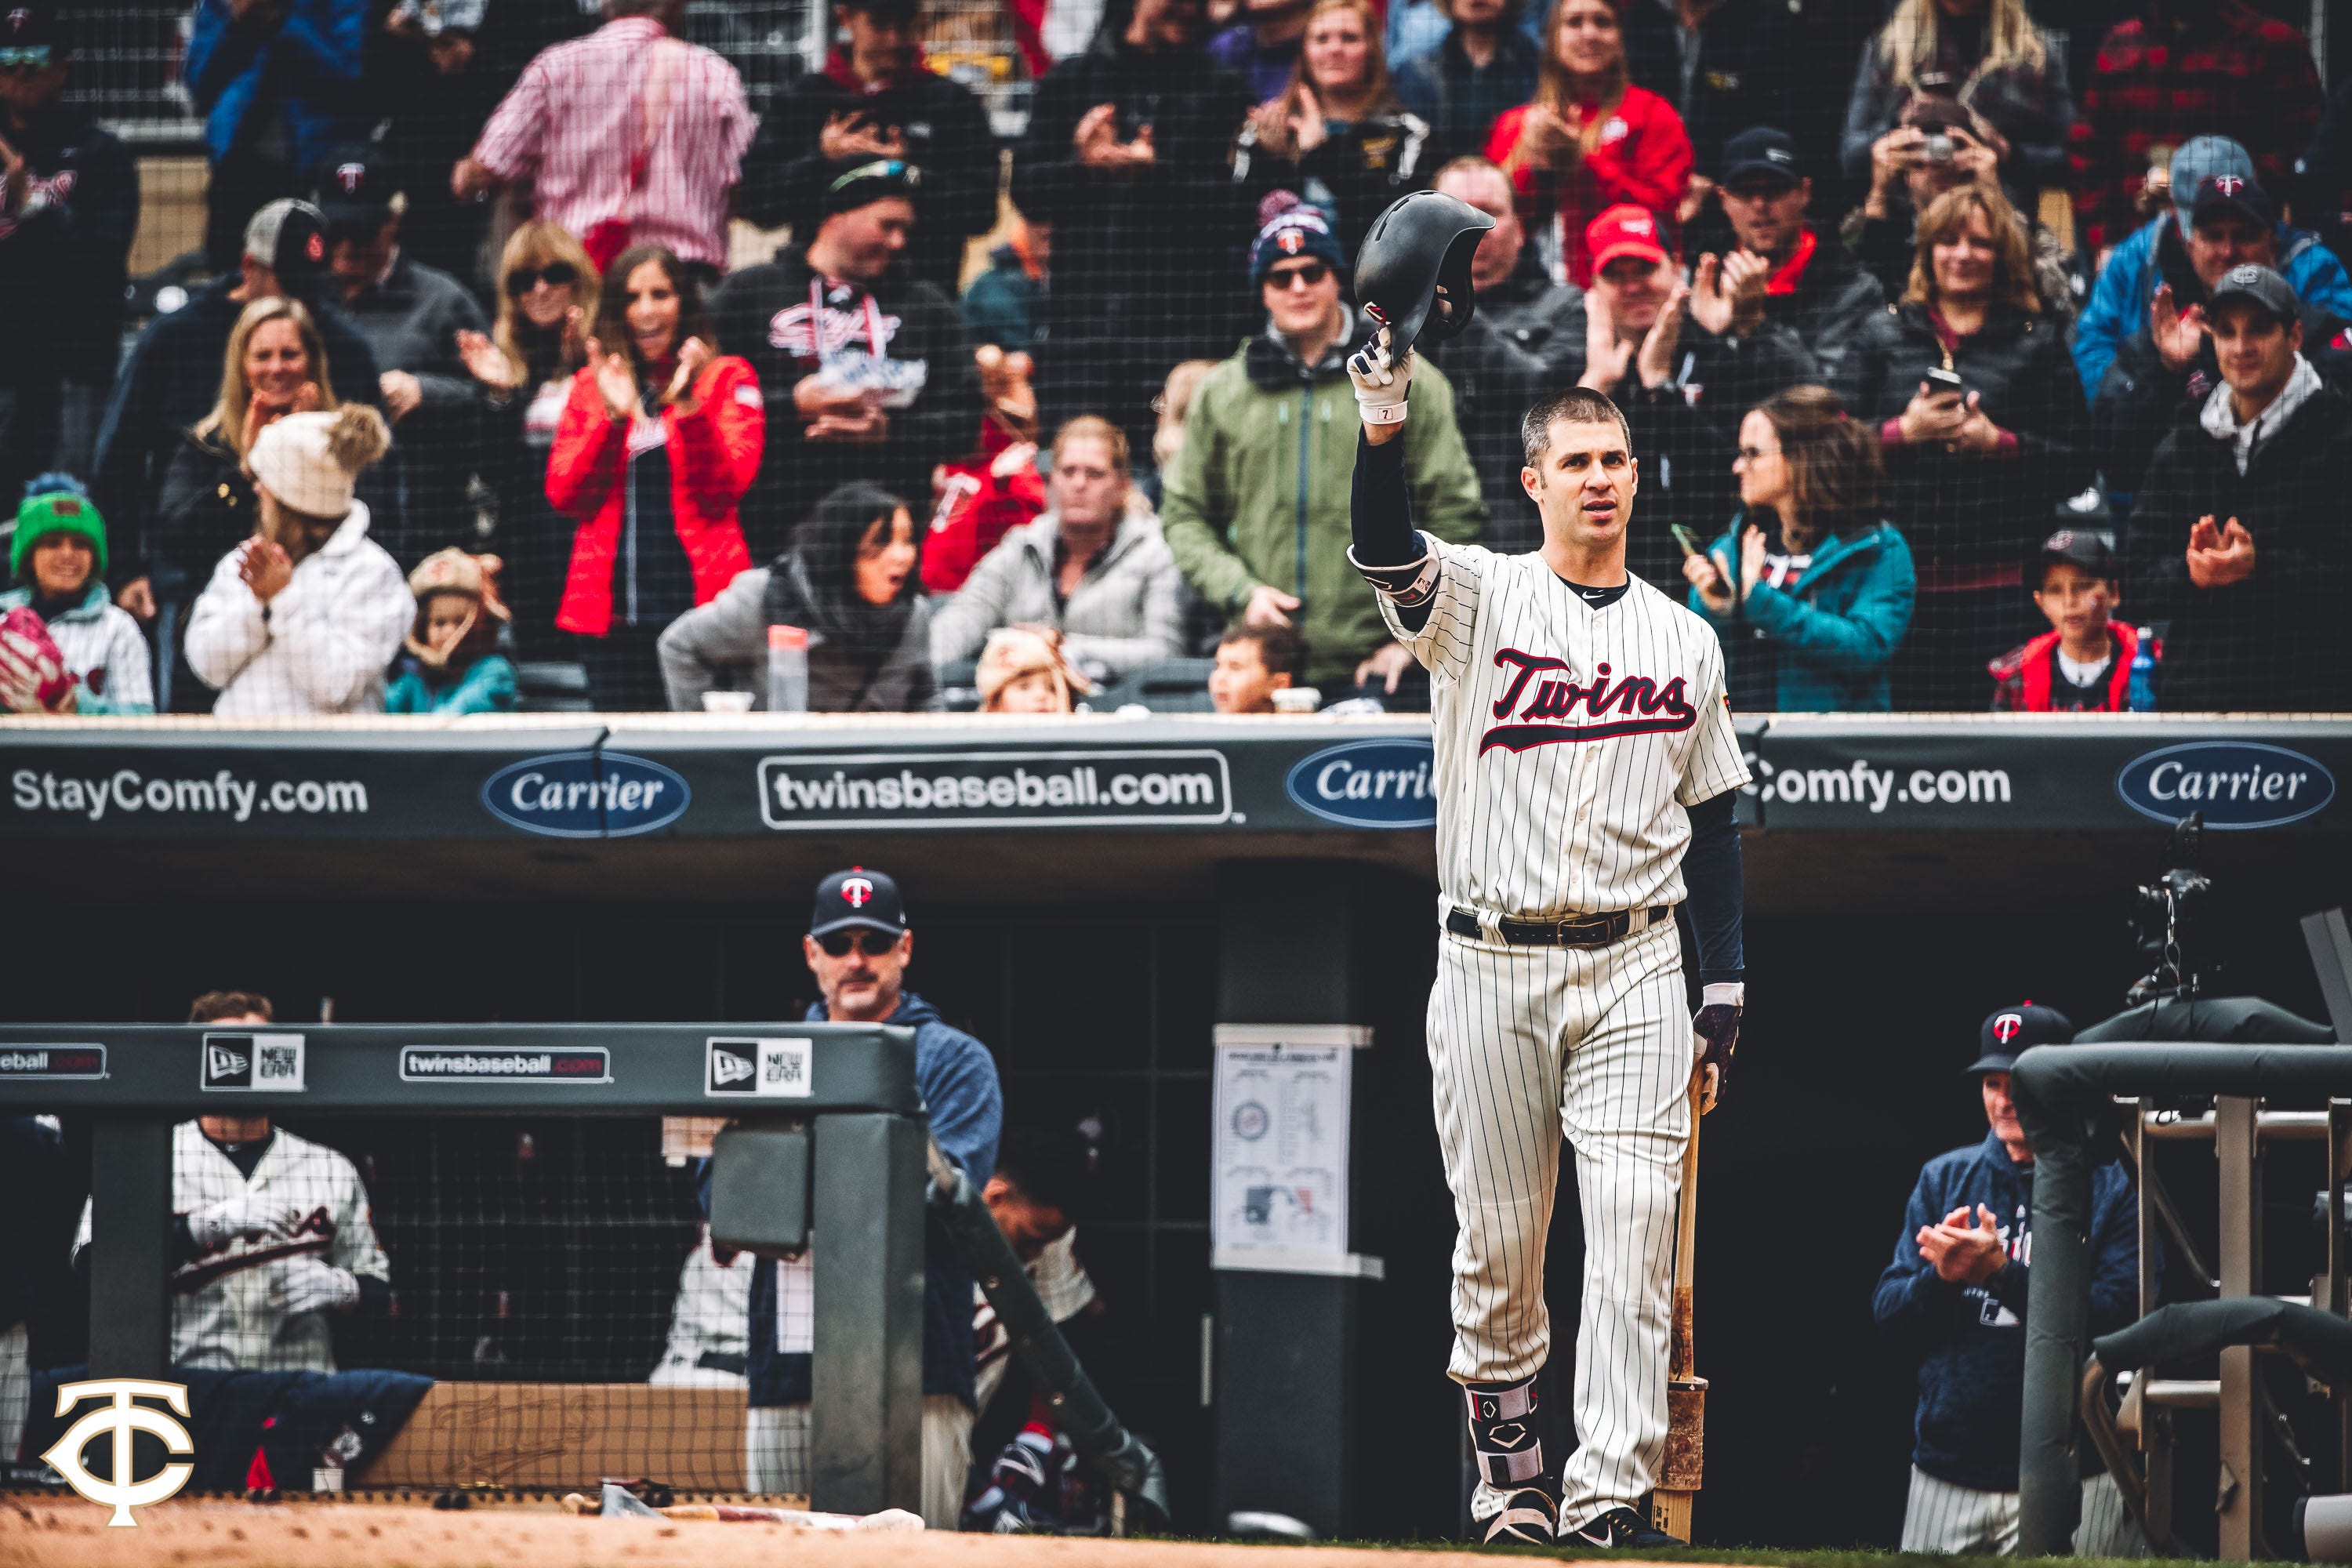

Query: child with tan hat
left=385, top=549, right=519, bottom=715
left=184, top=405, right=413, bottom=717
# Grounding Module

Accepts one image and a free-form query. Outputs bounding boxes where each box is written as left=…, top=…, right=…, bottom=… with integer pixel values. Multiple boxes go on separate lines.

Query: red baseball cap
left=1585, top=204, right=1669, bottom=274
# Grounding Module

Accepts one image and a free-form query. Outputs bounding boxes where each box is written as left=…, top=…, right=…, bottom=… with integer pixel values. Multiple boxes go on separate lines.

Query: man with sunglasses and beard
left=702, top=866, right=1002, bottom=1530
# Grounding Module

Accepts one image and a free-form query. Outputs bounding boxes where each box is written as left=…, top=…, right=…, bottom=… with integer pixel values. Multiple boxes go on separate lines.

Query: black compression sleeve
left=1350, top=428, right=1418, bottom=566
left=1683, top=788, right=1745, bottom=982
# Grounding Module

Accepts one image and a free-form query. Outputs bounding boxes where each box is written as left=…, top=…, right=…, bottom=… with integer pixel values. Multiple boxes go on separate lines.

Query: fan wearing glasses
left=1160, top=198, right=1483, bottom=709
left=724, top=864, right=1003, bottom=1527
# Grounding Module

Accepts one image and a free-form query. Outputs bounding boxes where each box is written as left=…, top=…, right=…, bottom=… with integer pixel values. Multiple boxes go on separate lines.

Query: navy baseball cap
left=1719, top=126, right=1803, bottom=189
left=2190, top=172, right=2278, bottom=234
left=2170, top=136, right=2253, bottom=224
left=1965, top=1002, right=2074, bottom=1074
left=2209, top=261, right=2297, bottom=327
left=2034, top=527, right=2117, bottom=583
left=810, top=866, right=907, bottom=937
left=310, top=143, right=397, bottom=234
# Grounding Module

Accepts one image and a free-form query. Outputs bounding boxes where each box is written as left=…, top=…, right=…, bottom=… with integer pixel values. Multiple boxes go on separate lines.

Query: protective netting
left=1, top=0, right=2344, bottom=719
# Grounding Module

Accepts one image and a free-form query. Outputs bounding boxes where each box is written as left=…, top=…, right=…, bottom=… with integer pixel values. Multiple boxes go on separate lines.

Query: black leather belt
left=695, top=1350, right=748, bottom=1374
left=1446, top=905, right=1674, bottom=947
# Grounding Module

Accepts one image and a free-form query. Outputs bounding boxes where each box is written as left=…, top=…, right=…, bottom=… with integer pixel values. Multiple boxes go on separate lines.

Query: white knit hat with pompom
left=249, top=405, right=391, bottom=521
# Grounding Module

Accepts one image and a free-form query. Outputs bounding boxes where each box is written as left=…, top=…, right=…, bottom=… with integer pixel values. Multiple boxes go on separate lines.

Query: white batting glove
left=187, top=1194, right=303, bottom=1252
left=1348, top=318, right=1412, bottom=426
left=271, top=1256, right=361, bottom=1316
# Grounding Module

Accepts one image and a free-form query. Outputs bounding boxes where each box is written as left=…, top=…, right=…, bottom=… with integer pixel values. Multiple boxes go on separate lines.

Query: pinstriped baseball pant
left=1430, top=916, right=1690, bottom=1525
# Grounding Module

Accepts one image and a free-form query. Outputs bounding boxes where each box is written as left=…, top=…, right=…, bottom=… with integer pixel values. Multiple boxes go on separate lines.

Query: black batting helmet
left=1353, top=190, right=1495, bottom=357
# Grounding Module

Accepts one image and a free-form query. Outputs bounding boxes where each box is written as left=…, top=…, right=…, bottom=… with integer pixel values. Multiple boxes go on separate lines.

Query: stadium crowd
left=0, top=0, right=2347, bottom=717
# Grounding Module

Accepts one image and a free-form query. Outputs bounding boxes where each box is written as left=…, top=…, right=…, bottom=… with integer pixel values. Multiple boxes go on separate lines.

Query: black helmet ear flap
left=1355, top=191, right=1496, bottom=357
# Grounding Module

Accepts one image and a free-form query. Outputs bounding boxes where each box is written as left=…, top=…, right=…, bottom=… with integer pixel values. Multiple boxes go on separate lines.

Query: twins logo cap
left=810, top=865, right=907, bottom=937
left=1965, top=1001, right=2074, bottom=1074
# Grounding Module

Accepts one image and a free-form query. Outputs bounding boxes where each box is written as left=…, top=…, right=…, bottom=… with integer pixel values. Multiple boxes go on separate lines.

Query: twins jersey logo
left=0, top=169, right=75, bottom=243
left=765, top=301, right=902, bottom=361
left=1481, top=651, right=1697, bottom=753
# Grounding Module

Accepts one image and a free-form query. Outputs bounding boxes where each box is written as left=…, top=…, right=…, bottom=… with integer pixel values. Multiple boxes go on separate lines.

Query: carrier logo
left=757, top=749, right=1232, bottom=829
left=2115, top=742, right=2336, bottom=829
left=43, top=1379, right=195, bottom=1526
left=481, top=752, right=691, bottom=839
left=0, top=1044, right=106, bottom=1080
left=399, top=1047, right=612, bottom=1083
left=705, top=1036, right=813, bottom=1098
left=201, top=1032, right=306, bottom=1092
left=1284, top=739, right=1437, bottom=828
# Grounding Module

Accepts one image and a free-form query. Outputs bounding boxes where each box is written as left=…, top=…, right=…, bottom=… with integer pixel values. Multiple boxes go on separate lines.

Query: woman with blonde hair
left=460, top=221, right=601, bottom=653
left=1232, top=0, right=1434, bottom=261
left=150, top=296, right=343, bottom=710
left=1841, top=0, right=2072, bottom=197
left=1846, top=182, right=2089, bottom=709
left=1686, top=385, right=1915, bottom=713
left=1483, top=0, right=1688, bottom=285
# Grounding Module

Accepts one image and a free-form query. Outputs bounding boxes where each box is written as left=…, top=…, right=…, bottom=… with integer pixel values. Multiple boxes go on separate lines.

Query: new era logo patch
left=705, top=1037, right=814, bottom=1098
left=201, top=1032, right=307, bottom=1091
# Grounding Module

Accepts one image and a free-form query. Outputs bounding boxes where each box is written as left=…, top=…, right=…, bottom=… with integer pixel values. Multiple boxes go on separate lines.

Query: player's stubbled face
left=1527, top=419, right=1638, bottom=548
left=804, top=928, right=913, bottom=1022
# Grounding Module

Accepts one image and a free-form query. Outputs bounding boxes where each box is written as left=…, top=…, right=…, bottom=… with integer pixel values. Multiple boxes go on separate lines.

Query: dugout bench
left=0, top=1022, right=929, bottom=1515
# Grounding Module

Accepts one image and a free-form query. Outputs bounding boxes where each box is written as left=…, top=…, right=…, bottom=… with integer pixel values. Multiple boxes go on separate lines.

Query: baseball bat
left=1651, top=1076, right=1708, bottom=1540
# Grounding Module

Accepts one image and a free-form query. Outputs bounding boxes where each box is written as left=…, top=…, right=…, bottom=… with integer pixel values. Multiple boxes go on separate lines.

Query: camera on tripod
left=2129, top=812, right=2213, bottom=1004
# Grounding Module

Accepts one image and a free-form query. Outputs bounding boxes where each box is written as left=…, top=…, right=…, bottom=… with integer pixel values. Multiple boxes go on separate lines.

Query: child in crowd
left=978, top=626, right=1092, bottom=713
left=1988, top=530, right=2155, bottom=713
left=1207, top=622, right=1301, bottom=713
left=385, top=549, right=519, bottom=716
left=0, top=477, right=154, bottom=713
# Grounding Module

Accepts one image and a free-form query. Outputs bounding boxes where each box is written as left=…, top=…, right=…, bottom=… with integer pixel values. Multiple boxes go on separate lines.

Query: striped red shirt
left=472, top=16, right=755, bottom=271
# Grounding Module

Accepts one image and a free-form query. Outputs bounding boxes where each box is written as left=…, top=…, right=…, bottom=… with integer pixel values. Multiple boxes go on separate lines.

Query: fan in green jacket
left=1684, top=389, right=1915, bottom=713
left=1161, top=203, right=1484, bottom=696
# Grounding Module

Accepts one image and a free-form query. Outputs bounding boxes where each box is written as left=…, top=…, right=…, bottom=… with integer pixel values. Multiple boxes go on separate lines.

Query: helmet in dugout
left=1353, top=189, right=1496, bottom=357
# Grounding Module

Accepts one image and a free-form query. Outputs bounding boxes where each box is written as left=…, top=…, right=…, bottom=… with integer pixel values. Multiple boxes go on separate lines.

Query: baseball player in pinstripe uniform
left=1346, top=320, right=1749, bottom=1547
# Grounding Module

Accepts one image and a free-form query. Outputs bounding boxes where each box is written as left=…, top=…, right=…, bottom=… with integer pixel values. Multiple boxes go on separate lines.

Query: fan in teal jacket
left=1687, top=514, right=1916, bottom=713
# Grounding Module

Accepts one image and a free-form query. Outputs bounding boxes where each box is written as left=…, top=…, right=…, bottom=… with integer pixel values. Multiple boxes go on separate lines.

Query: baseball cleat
left=1480, top=1485, right=1559, bottom=1546
left=1563, top=1504, right=1682, bottom=1548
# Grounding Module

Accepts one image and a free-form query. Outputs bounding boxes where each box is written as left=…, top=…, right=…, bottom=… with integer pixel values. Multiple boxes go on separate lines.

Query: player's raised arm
left=1347, top=319, right=1437, bottom=622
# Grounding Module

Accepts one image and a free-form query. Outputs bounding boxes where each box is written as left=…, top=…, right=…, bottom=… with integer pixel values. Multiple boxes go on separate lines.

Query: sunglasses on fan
left=506, top=262, right=579, bottom=295
left=815, top=927, right=900, bottom=957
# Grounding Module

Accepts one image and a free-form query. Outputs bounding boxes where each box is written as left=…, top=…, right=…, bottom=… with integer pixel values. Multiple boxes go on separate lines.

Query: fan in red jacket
left=1483, top=0, right=1690, bottom=287
left=921, top=345, right=1047, bottom=596
left=549, top=245, right=764, bottom=710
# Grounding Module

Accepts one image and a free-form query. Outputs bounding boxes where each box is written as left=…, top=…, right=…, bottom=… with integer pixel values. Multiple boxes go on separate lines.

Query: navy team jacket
left=698, top=989, right=1002, bottom=1409
left=1871, top=1130, right=2146, bottom=1491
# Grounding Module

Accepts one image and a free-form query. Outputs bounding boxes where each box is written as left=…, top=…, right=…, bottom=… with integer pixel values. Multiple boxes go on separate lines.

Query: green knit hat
left=11, top=487, right=108, bottom=582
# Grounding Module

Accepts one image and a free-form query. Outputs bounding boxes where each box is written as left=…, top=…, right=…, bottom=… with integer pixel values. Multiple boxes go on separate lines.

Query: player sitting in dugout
left=72, top=991, right=394, bottom=1372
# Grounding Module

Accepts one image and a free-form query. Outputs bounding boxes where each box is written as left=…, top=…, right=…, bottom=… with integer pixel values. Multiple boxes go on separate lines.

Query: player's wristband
left=1701, top=982, right=1745, bottom=1008
left=1359, top=399, right=1408, bottom=426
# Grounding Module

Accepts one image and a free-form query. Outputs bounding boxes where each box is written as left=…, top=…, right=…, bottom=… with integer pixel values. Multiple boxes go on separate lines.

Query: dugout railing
left=0, top=1022, right=931, bottom=1515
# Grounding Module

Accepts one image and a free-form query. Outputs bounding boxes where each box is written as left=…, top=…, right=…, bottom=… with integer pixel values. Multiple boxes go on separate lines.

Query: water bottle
left=767, top=624, right=809, bottom=713
left=2126, top=632, right=2158, bottom=713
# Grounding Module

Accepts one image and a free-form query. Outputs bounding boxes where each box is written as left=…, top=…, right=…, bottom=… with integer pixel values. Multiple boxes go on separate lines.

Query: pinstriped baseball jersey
left=1375, top=539, right=1751, bottom=918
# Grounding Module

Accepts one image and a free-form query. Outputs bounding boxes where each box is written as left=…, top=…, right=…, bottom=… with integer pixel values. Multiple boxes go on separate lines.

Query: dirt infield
left=1, top=1497, right=1544, bottom=1568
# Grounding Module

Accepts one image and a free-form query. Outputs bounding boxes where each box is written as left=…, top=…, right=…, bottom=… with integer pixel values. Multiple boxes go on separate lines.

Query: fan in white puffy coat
left=185, top=406, right=414, bottom=717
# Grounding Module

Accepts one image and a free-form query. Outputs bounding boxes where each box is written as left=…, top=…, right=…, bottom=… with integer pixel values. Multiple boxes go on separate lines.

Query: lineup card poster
left=1211, top=1040, right=1350, bottom=1258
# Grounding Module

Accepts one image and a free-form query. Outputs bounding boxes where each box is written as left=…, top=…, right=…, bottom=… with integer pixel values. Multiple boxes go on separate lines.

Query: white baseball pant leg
left=1430, top=918, right=1689, bottom=1526
left=1900, top=1468, right=2020, bottom=1554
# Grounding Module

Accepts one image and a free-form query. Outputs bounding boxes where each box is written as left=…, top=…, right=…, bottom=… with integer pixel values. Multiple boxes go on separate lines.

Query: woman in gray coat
left=929, top=416, right=1185, bottom=685
left=659, top=483, right=942, bottom=713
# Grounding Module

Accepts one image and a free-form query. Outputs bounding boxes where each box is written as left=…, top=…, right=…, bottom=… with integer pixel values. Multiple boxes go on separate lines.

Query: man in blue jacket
left=184, top=0, right=369, bottom=272
left=2073, top=134, right=2352, bottom=404
left=710, top=866, right=1002, bottom=1529
left=1874, top=1004, right=2147, bottom=1555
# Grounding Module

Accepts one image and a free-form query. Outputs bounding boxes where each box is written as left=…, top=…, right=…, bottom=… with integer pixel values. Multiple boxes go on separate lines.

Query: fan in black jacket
left=711, top=162, right=981, bottom=557
left=2125, top=268, right=2352, bottom=713
left=1011, top=0, right=1254, bottom=449
left=737, top=0, right=998, bottom=295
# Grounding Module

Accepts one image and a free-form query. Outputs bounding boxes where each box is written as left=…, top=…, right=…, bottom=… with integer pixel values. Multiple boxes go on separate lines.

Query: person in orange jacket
left=549, top=243, right=764, bottom=710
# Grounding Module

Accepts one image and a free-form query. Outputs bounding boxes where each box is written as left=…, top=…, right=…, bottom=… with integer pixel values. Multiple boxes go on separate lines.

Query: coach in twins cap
left=809, top=865, right=909, bottom=937
left=1964, top=1002, right=2074, bottom=1074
